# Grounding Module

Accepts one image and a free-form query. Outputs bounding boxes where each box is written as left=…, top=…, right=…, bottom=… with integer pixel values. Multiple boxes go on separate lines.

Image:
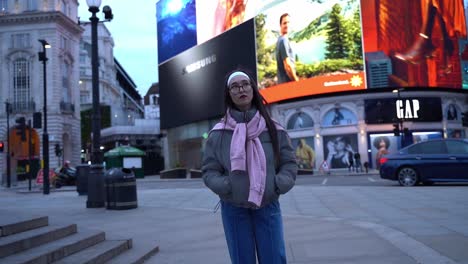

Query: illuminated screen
left=157, top=0, right=197, bottom=64
left=360, top=0, right=468, bottom=89
left=159, top=0, right=468, bottom=114
left=256, top=0, right=366, bottom=103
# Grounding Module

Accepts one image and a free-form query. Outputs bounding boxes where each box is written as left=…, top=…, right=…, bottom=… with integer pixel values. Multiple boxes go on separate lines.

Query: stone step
left=106, top=240, right=160, bottom=264
left=0, top=224, right=77, bottom=258
left=0, top=229, right=105, bottom=264
left=0, top=216, right=48, bottom=237
left=54, top=239, right=131, bottom=264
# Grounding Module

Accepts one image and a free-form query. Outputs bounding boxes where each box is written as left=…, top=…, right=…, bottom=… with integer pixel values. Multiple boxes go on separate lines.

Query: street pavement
left=1, top=175, right=468, bottom=264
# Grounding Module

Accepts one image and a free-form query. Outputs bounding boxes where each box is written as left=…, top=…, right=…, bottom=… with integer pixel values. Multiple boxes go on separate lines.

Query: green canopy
left=104, top=146, right=145, bottom=157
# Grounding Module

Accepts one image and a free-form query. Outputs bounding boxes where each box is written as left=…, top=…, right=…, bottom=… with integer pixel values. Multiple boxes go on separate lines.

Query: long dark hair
left=223, top=68, right=280, bottom=167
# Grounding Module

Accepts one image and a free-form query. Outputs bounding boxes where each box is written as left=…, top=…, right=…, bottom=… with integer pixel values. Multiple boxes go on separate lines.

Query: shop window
left=322, top=107, right=357, bottom=127
left=287, top=112, right=313, bottom=130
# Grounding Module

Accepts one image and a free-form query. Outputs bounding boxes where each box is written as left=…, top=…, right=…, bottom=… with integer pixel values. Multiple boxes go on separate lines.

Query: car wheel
left=397, top=167, right=419, bottom=186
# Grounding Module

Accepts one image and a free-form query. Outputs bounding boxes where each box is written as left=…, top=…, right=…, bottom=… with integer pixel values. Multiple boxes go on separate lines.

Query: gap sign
left=365, top=97, right=442, bottom=124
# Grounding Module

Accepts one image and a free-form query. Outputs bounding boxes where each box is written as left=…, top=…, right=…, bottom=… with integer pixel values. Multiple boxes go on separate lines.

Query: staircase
left=0, top=215, right=159, bottom=264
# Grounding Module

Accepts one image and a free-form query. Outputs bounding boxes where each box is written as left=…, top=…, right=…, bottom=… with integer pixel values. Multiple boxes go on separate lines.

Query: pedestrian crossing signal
left=0, top=141, right=4, bottom=152
left=392, top=123, right=400, bottom=136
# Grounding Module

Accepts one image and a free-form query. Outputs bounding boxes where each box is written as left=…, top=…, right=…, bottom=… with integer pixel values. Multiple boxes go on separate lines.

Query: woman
left=326, top=136, right=353, bottom=169
left=447, top=104, right=457, bottom=120
left=202, top=69, right=297, bottom=264
left=295, top=138, right=315, bottom=169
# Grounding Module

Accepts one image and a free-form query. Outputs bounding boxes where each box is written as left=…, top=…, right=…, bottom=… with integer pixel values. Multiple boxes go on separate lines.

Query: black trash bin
left=105, top=168, right=138, bottom=210
left=76, top=165, right=90, bottom=195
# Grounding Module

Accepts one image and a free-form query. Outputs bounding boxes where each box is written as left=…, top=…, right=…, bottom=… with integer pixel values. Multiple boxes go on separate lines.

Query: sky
left=78, top=1, right=159, bottom=97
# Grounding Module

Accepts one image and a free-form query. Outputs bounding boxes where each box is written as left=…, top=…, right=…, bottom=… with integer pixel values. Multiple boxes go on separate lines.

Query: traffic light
left=55, top=143, right=62, bottom=157
left=33, top=112, right=42, bottom=128
left=0, top=141, right=4, bottom=152
left=15, top=117, right=26, bottom=141
left=462, top=111, right=468, bottom=127
left=393, top=123, right=400, bottom=136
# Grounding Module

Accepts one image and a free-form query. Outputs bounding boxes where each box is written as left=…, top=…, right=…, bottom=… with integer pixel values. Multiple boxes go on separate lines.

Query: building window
left=60, top=36, right=69, bottom=51
left=11, top=33, right=31, bottom=49
left=26, top=0, right=38, bottom=11
left=0, top=0, right=7, bottom=13
left=13, top=58, right=30, bottom=107
left=61, top=0, right=68, bottom=16
left=62, top=61, right=71, bottom=103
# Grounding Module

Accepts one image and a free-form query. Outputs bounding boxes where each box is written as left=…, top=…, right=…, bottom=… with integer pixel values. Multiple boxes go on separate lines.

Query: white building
left=0, top=0, right=82, bottom=184
left=0, top=0, right=146, bottom=184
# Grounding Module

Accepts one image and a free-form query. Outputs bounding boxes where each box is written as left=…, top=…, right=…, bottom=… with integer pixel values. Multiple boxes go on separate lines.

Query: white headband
left=227, top=71, right=250, bottom=86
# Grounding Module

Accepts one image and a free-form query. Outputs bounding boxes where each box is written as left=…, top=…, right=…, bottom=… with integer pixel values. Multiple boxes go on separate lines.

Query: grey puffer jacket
left=202, top=107, right=297, bottom=208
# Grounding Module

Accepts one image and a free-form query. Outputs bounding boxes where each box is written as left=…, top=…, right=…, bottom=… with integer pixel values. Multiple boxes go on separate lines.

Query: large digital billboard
left=255, top=0, right=366, bottom=103
left=158, top=0, right=468, bottom=128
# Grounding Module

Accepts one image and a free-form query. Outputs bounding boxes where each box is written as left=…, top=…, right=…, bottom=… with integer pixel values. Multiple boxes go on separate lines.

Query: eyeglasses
left=229, top=82, right=252, bottom=94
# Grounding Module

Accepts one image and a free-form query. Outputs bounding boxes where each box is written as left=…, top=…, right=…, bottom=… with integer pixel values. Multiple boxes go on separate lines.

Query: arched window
left=13, top=58, right=30, bottom=109
left=322, top=107, right=357, bottom=127
left=287, top=112, right=314, bottom=130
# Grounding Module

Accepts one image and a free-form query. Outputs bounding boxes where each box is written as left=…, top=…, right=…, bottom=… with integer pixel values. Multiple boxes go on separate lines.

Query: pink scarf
left=212, top=110, right=268, bottom=207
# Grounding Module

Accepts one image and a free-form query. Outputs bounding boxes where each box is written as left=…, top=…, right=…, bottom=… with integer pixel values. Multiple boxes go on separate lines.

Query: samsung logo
left=182, top=55, right=217, bottom=75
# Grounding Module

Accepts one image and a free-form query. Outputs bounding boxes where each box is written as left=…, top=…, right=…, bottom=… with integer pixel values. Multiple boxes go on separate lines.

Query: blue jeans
left=221, top=200, right=287, bottom=264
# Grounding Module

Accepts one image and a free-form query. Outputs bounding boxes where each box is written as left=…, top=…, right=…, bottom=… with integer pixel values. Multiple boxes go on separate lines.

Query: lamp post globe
left=86, top=0, right=102, bottom=8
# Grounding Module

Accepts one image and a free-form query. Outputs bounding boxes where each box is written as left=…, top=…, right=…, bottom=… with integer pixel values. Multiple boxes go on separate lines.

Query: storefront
left=271, top=89, right=467, bottom=170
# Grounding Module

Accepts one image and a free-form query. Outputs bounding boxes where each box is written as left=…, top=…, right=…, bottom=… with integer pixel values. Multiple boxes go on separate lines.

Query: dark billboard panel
left=360, top=0, right=467, bottom=89
left=157, top=0, right=197, bottom=64
left=256, top=0, right=366, bottom=103
left=160, top=19, right=257, bottom=129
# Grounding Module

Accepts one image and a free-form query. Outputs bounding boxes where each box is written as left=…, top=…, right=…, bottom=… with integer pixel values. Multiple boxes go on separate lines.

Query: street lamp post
left=38, top=39, right=51, bottom=195
left=4, top=101, right=11, bottom=188
left=85, top=0, right=113, bottom=208
left=393, top=88, right=405, bottom=146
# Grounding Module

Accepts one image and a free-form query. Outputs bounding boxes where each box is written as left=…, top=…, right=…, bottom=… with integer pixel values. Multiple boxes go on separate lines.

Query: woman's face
left=335, top=140, right=345, bottom=151
left=379, top=139, right=386, bottom=148
left=229, top=74, right=253, bottom=111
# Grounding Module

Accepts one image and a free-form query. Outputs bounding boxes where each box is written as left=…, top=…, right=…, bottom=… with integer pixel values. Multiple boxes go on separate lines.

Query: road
left=136, top=174, right=468, bottom=190
left=136, top=174, right=398, bottom=190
